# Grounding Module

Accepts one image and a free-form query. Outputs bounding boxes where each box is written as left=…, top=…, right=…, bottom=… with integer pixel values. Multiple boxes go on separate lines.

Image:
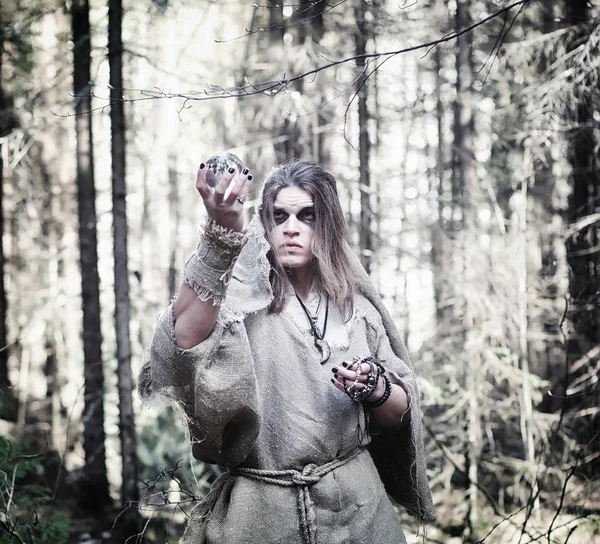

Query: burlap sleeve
left=138, top=308, right=261, bottom=466
left=137, top=219, right=261, bottom=467
left=366, top=316, right=436, bottom=523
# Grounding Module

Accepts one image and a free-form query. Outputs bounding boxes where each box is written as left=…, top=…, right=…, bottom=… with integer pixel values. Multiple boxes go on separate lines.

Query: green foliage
left=36, top=511, right=70, bottom=544
left=137, top=409, right=191, bottom=475
left=138, top=408, right=213, bottom=488
left=0, top=438, right=70, bottom=544
left=0, top=511, right=70, bottom=544
left=0, top=391, right=18, bottom=421
left=584, top=514, right=600, bottom=535
left=3, top=1, right=47, bottom=72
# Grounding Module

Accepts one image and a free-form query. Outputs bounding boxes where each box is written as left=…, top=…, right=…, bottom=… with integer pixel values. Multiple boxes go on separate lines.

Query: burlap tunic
left=138, top=219, right=435, bottom=544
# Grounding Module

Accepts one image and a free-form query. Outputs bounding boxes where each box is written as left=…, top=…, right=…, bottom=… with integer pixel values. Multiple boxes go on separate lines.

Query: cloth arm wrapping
left=366, top=316, right=436, bottom=523
left=137, top=219, right=261, bottom=467
left=183, top=217, right=247, bottom=304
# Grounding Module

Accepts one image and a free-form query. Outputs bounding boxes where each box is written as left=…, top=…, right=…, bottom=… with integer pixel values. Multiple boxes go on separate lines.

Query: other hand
left=330, top=356, right=385, bottom=400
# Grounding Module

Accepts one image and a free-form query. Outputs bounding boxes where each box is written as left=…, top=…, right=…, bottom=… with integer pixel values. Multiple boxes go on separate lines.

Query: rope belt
left=230, top=446, right=364, bottom=544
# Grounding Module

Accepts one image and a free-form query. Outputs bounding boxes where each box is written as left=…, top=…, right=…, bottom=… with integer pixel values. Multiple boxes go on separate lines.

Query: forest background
left=0, top=0, right=599, bottom=542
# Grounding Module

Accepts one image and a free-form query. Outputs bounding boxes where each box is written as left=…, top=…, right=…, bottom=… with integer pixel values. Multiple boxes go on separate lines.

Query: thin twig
left=55, top=0, right=535, bottom=118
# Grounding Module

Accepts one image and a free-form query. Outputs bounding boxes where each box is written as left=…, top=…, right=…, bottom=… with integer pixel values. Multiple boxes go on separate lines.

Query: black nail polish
left=228, top=167, right=235, bottom=174
left=331, top=378, right=335, bottom=384
left=199, top=162, right=205, bottom=169
left=331, top=367, right=338, bottom=373
left=242, top=168, right=249, bottom=175
left=334, top=373, right=338, bottom=379
left=247, top=175, right=253, bottom=181
left=342, top=362, right=348, bottom=368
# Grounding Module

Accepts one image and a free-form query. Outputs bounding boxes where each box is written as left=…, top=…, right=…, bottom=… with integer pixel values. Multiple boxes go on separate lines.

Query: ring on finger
left=236, top=194, right=247, bottom=204
left=343, top=357, right=380, bottom=402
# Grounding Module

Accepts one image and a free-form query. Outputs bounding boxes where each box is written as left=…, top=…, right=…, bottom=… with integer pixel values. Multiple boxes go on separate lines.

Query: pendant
left=315, top=338, right=331, bottom=364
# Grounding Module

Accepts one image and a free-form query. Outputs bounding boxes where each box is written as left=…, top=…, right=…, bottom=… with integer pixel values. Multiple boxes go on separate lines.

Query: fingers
left=331, top=377, right=347, bottom=394
left=330, top=372, right=367, bottom=396
left=196, top=161, right=254, bottom=207
left=214, top=166, right=238, bottom=206
left=330, top=357, right=385, bottom=403
left=331, top=362, right=368, bottom=392
left=238, top=171, right=254, bottom=199
left=224, top=168, right=252, bottom=206
left=333, top=361, right=368, bottom=381
left=196, top=162, right=211, bottom=199
left=334, top=368, right=365, bottom=383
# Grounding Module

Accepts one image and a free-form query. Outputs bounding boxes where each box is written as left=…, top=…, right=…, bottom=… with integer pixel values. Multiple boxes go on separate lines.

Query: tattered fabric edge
left=201, top=217, right=247, bottom=250
left=183, top=276, right=225, bottom=307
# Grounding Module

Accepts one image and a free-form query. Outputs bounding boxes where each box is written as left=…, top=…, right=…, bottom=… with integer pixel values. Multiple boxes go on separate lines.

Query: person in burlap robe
left=138, top=157, right=435, bottom=544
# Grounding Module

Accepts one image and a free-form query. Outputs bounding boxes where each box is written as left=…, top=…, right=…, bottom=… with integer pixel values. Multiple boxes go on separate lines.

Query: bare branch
left=54, top=0, right=535, bottom=118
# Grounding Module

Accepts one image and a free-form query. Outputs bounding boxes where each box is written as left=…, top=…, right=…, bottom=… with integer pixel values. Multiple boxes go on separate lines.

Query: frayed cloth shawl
left=138, top=218, right=435, bottom=543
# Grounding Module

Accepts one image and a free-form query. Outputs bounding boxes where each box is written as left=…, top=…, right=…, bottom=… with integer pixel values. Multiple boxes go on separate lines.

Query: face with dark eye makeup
left=269, top=187, right=316, bottom=271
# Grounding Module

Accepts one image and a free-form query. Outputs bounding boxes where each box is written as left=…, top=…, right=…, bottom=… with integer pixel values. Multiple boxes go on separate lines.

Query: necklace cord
left=295, top=294, right=329, bottom=340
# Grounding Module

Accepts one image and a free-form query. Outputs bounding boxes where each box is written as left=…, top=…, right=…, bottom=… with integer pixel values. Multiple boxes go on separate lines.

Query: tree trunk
left=451, top=2, right=466, bottom=229
left=272, top=0, right=303, bottom=162
left=34, top=142, right=62, bottom=451
left=72, top=0, right=110, bottom=508
left=268, top=0, right=288, bottom=162
left=531, top=1, right=565, bottom=412
left=13, top=196, right=27, bottom=432
left=514, top=178, right=538, bottom=513
left=432, top=37, right=447, bottom=325
left=455, top=0, right=481, bottom=537
left=431, top=0, right=454, bottom=329
left=0, top=6, right=11, bottom=398
left=564, top=0, right=600, bottom=470
left=109, top=0, right=140, bottom=526
left=269, top=0, right=284, bottom=43
left=565, top=0, right=600, bottom=348
left=300, top=0, right=325, bottom=43
left=167, top=153, right=180, bottom=301
left=138, top=161, right=153, bottom=350
left=355, top=0, right=372, bottom=274
left=271, top=0, right=328, bottom=164
left=303, top=0, right=328, bottom=164
left=16, top=346, right=30, bottom=431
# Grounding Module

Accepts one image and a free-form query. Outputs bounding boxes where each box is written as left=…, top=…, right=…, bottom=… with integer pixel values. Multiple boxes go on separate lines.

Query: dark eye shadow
left=298, top=207, right=316, bottom=222
left=273, top=208, right=288, bottom=225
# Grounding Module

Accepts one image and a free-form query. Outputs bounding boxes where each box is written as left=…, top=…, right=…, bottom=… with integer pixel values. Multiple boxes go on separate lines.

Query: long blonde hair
left=258, top=160, right=358, bottom=314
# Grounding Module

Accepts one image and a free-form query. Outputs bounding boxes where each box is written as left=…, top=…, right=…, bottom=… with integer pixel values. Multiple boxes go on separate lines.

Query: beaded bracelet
left=360, top=356, right=386, bottom=402
left=366, top=374, right=392, bottom=408
left=362, top=360, right=380, bottom=401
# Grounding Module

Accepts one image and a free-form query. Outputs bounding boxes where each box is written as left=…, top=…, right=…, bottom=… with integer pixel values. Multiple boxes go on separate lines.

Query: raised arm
left=174, top=161, right=253, bottom=349
left=138, top=159, right=261, bottom=466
